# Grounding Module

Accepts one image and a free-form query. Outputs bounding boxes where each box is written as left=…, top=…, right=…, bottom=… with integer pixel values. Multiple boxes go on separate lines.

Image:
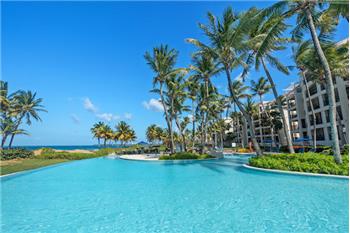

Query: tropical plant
left=269, top=0, right=347, bottom=163
left=187, top=7, right=263, bottom=156
left=250, top=77, right=271, bottom=144
left=144, top=45, right=186, bottom=153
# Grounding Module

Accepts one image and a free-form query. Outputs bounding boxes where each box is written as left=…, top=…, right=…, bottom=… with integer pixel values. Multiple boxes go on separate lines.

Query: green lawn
left=0, top=159, right=69, bottom=176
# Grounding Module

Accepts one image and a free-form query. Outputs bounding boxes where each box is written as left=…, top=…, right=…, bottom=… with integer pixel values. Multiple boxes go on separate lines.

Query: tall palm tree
left=165, top=73, right=189, bottom=151
left=292, top=41, right=317, bottom=150
left=187, top=7, right=263, bottom=156
left=250, top=77, right=271, bottom=144
left=186, top=76, right=200, bottom=151
left=189, top=52, right=221, bottom=150
left=231, top=80, right=250, bottom=148
left=8, top=91, right=46, bottom=148
left=269, top=0, right=346, bottom=163
left=242, top=8, right=295, bottom=153
left=144, top=45, right=186, bottom=153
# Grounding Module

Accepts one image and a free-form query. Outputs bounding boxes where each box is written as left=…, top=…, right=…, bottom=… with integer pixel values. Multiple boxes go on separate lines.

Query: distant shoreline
left=7, top=145, right=124, bottom=151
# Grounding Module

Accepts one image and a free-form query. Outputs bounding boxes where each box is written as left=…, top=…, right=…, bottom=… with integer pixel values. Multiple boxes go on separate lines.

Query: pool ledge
left=119, top=155, right=218, bottom=162
left=243, top=164, right=349, bottom=179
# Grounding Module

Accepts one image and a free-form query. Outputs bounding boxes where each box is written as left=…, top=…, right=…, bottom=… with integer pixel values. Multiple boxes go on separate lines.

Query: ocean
left=12, top=145, right=123, bottom=151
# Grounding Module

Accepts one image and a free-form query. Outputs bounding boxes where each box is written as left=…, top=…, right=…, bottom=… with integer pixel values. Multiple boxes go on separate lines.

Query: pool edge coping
left=118, top=155, right=219, bottom=162
left=243, top=164, right=349, bottom=179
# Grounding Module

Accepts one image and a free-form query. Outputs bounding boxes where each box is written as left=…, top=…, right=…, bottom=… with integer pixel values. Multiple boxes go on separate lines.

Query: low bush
left=0, top=148, right=34, bottom=160
left=35, top=151, right=104, bottom=160
left=342, top=144, right=349, bottom=155
left=249, top=152, right=349, bottom=176
left=159, top=152, right=215, bottom=160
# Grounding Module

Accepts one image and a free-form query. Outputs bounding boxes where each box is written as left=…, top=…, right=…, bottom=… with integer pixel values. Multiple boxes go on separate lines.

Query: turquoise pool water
left=1, top=156, right=348, bottom=233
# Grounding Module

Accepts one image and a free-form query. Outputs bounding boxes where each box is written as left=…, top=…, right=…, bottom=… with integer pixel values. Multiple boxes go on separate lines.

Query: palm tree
left=292, top=41, right=317, bottom=150
left=125, top=129, right=137, bottom=145
left=8, top=91, right=46, bottom=148
left=91, top=121, right=105, bottom=145
left=242, top=8, right=295, bottom=153
left=250, top=77, right=271, bottom=144
left=186, top=76, right=200, bottom=151
left=165, top=73, right=189, bottom=151
left=144, top=45, right=186, bottom=153
left=231, top=80, right=250, bottom=148
left=269, top=0, right=346, bottom=163
left=146, top=124, right=159, bottom=144
left=115, top=121, right=136, bottom=146
left=325, top=0, right=349, bottom=22
left=187, top=8, right=263, bottom=156
left=189, top=52, right=221, bottom=150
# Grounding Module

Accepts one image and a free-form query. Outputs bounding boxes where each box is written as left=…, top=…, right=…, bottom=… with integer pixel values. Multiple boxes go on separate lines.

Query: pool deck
left=119, top=154, right=159, bottom=161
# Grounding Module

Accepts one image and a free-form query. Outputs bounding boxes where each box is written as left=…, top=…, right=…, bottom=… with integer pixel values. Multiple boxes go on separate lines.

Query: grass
left=0, top=147, right=114, bottom=176
left=249, top=153, right=349, bottom=176
left=0, top=159, right=68, bottom=175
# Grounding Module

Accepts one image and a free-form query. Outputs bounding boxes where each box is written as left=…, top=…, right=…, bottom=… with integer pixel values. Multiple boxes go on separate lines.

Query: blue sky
left=2, top=1, right=348, bottom=146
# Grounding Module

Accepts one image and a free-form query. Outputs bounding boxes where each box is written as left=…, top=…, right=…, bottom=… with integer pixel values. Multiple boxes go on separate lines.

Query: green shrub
left=38, top=147, right=56, bottom=155
left=249, top=153, right=349, bottom=176
left=342, top=144, right=349, bottom=155
left=159, top=152, right=214, bottom=160
left=0, top=149, right=34, bottom=160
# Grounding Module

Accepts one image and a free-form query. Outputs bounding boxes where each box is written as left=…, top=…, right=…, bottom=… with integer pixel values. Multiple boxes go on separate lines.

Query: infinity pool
left=1, top=156, right=348, bottom=233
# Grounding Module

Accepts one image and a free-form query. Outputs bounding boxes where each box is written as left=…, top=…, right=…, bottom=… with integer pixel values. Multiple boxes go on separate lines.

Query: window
left=346, top=85, right=349, bottom=99
left=328, top=126, right=341, bottom=140
left=327, top=127, right=332, bottom=140
left=301, top=119, right=307, bottom=128
left=309, top=84, right=318, bottom=96
left=325, top=110, right=330, bottom=123
left=320, top=83, right=326, bottom=90
left=303, top=132, right=308, bottom=138
left=322, top=94, right=329, bottom=106
left=335, top=89, right=340, bottom=102
left=311, top=97, right=320, bottom=109
left=313, top=128, right=325, bottom=141
left=336, top=106, right=343, bottom=120
left=309, top=115, right=314, bottom=126
left=315, top=112, right=323, bottom=125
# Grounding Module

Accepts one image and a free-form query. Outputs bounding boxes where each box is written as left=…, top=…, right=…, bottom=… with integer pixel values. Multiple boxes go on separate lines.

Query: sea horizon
left=8, top=145, right=125, bottom=151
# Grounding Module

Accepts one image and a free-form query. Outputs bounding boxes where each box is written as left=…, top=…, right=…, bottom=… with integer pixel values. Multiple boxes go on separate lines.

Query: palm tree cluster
left=90, top=121, right=137, bottom=147
left=0, top=81, right=47, bottom=149
left=144, top=1, right=348, bottom=163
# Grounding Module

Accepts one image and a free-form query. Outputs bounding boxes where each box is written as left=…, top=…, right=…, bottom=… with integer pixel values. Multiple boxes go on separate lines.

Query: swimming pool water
left=1, top=157, right=348, bottom=233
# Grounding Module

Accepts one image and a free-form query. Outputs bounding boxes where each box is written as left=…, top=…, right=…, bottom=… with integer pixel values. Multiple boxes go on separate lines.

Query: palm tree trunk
left=159, top=82, right=175, bottom=153
left=258, top=96, right=264, bottom=145
left=191, top=100, right=196, bottom=151
left=175, top=116, right=187, bottom=152
left=301, top=70, right=316, bottom=150
left=261, top=58, right=295, bottom=154
left=8, top=116, right=23, bottom=149
left=1, top=135, right=8, bottom=149
left=204, top=78, right=209, bottom=147
left=200, top=112, right=205, bottom=153
left=305, top=8, right=342, bottom=163
left=225, top=67, right=263, bottom=156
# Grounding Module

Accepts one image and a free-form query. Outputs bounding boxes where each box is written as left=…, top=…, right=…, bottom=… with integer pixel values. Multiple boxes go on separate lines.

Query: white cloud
left=96, top=113, right=120, bottom=122
left=124, top=113, right=132, bottom=120
left=70, top=114, right=80, bottom=124
left=83, top=98, right=98, bottom=113
left=142, top=98, right=164, bottom=112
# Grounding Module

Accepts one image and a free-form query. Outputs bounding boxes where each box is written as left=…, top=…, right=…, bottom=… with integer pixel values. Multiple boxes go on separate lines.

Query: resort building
left=225, top=76, right=349, bottom=149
